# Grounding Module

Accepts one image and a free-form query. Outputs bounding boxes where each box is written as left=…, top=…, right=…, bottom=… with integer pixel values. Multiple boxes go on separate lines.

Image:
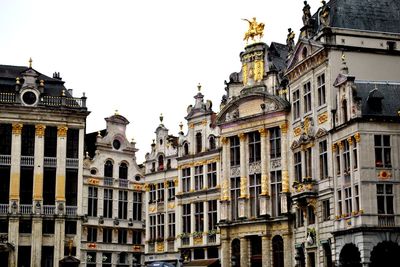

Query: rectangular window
left=319, top=140, right=328, bottom=179
left=230, top=176, right=240, bottom=220
left=118, top=190, right=128, bottom=219
left=317, top=73, right=326, bottom=106
left=87, top=227, right=97, bottom=242
left=43, top=168, right=56, bottom=205
left=42, top=220, right=54, bottom=234
left=102, top=252, right=112, bottom=266
left=337, top=190, right=342, bottom=215
left=344, top=187, right=352, bottom=215
left=157, top=213, right=165, bottom=239
left=103, top=228, right=112, bottom=243
left=375, top=135, right=391, bottom=168
left=168, top=212, right=175, bottom=238
left=230, top=136, right=240, bottom=166
left=66, top=128, right=79, bottom=158
left=182, top=204, right=191, bottom=234
left=294, top=151, right=302, bottom=182
left=194, top=166, right=204, bottom=190
left=249, top=131, right=261, bottom=163
left=296, top=209, right=304, bottom=228
left=20, top=167, right=33, bottom=204
left=103, top=189, right=113, bottom=218
left=86, top=252, right=96, bottom=267
left=303, top=82, right=312, bottom=113
left=377, top=184, right=393, bottom=214
left=354, top=185, right=360, bottom=212
left=182, top=168, right=191, bottom=193
left=21, top=125, right=35, bottom=156
left=149, top=215, right=156, bottom=241
left=336, top=149, right=341, bottom=175
left=195, top=202, right=204, bottom=232
left=305, top=147, right=312, bottom=179
left=118, top=229, right=127, bottom=244
left=249, top=174, right=261, bottom=217
left=271, top=170, right=282, bottom=217
left=322, top=199, right=330, bottom=221
left=157, top=182, right=165, bottom=202
left=66, top=169, right=78, bottom=206
left=65, top=221, right=76, bottom=235
left=132, top=192, right=142, bottom=221
left=270, top=127, right=281, bottom=159
left=207, top=163, right=217, bottom=188
left=0, top=124, right=12, bottom=155
left=149, top=184, right=156, bottom=203
left=353, top=139, right=358, bottom=169
left=307, top=205, right=315, bottom=225
left=133, top=230, right=142, bottom=244
left=88, top=187, right=98, bottom=217
left=44, top=126, right=57, bottom=157
left=167, top=180, right=175, bottom=200
left=208, top=200, right=217, bottom=231
left=293, top=89, right=300, bottom=120
left=343, top=140, right=350, bottom=173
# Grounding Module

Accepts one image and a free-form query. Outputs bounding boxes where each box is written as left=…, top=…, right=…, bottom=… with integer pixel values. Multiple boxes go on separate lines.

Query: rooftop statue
left=302, top=1, right=312, bottom=26
left=242, top=17, right=265, bottom=43
left=320, top=0, right=331, bottom=27
left=286, top=28, right=295, bottom=52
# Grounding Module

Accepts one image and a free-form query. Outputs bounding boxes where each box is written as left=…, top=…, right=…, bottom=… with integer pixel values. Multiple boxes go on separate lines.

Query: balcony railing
left=0, top=155, right=11, bottom=166
left=66, top=158, right=79, bottom=169
left=20, top=156, right=34, bottom=167
left=378, top=215, right=395, bottom=227
left=44, top=157, right=57, bottom=167
left=118, top=179, right=128, bottom=188
left=0, top=93, right=86, bottom=108
left=0, top=204, right=9, bottom=214
left=66, top=206, right=77, bottom=216
left=20, top=204, right=32, bottom=214
left=207, top=234, right=217, bottom=244
left=0, top=92, right=16, bottom=103
left=104, top=177, right=114, bottom=186
left=43, top=205, right=56, bottom=215
left=181, top=237, right=190, bottom=246
left=292, top=179, right=317, bottom=199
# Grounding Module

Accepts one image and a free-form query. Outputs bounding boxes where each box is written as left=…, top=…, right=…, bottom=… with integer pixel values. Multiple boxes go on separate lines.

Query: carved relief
left=354, top=133, right=361, bottom=143
left=261, top=174, right=269, bottom=196
left=230, top=167, right=240, bottom=177
left=282, top=170, right=290, bottom=193
left=240, top=177, right=247, bottom=198
left=248, top=162, right=261, bottom=174
left=270, top=159, right=281, bottom=169
left=221, top=179, right=229, bottom=201
left=318, top=112, right=328, bottom=124
left=280, top=122, right=289, bottom=134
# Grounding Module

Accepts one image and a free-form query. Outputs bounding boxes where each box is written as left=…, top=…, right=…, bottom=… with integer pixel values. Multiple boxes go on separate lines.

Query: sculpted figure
left=242, top=17, right=265, bottom=43
left=286, top=28, right=295, bottom=52
left=320, top=0, right=330, bottom=27
left=302, top=1, right=312, bottom=26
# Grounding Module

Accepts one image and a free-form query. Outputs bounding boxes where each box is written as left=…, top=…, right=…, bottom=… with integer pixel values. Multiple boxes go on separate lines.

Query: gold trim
left=294, top=127, right=302, bottom=137
left=238, top=133, right=246, bottom=142
left=35, top=124, right=46, bottom=138
left=347, top=137, right=353, bottom=145
left=354, top=133, right=361, bottom=143
left=12, top=123, right=23, bottom=135
left=282, top=170, right=290, bottom=193
left=220, top=136, right=228, bottom=145
left=258, top=128, right=268, bottom=137
left=280, top=122, right=288, bottom=134
left=57, top=126, right=68, bottom=137
left=318, top=112, right=328, bottom=124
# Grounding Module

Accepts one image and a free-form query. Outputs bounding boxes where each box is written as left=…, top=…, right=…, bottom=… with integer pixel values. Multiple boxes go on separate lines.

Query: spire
left=197, top=83, right=202, bottom=92
left=29, top=57, right=32, bottom=68
left=159, top=113, right=164, bottom=124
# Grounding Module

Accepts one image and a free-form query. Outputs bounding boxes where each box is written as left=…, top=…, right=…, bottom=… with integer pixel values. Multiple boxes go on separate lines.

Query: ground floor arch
left=339, top=243, right=361, bottom=267
left=370, top=241, right=400, bottom=267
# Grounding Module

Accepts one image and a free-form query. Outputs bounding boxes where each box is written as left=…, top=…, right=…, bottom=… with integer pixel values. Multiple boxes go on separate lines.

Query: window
left=42, top=220, right=54, bottom=234
left=86, top=252, right=96, bottom=267
left=208, top=200, right=217, bottom=231
left=335, top=147, right=341, bottom=175
left=375, top=135, right=391, bottom=168
left=307, top=206, right=315, bottom=225
left=230, top=177, right=240, bottom=220
left=207, top=162, right=217, bottom=188
left=354, top=185, right=360, bottom=211
left=149, top=184, right=156, bottom=203
left=87, top=227, right=97, bottom=242
left=319, top=141, right=328, bottom=179
left=118, top=191, right=128, bottom=219
left=342, top=99, right=348, bottom=123
left=19, top=219, right=32, bottom=233
left=182, top=168, right=191, bottom=192
left=209, top=136, right=216, bottom=150
left=132, top=230, right=142, bottom=244
left=182, top=204, right=191, bottom=234
left=196, top=132, right=202, bottom=153
left=103, top=189, right=113, bottom=218
left=65, top=221, right=77, bottom=235
left=43, top=168, right=56, bottom=205
left=103, top=228, right=113, bottom=243
left=293, top=89, right=300, bottom=120
left=119, top=162, right=128, bottom=179
left=195, top=202, right=204, bottom=232
left=157, top=182, right=165, bottom=202
left=296, top=209, right=304, bottom=228
left=270, top=127, right=281, bottom=159
left=118, top=229, right=127, bottom=244
left=271, top=170, right=282, bottom=217
left=157, top=213, right=165, bottom=239
left=132, top=192, right=142, bottom=221
left=249, top=131, right=261, bottom=163
left=149, top=215, right=156, bottom=241
left=167, top=159, right=171, bottom=169
left=0, top=124, right=11, bottom=155
left=66, top=129, right=79, bottom=158
left=167, top=181, right=175, bottom=200
left=353, top=139, right=358, bottom=169
left=294, top=151, right=302, bottom=182
left=66, top=169, right=78, bottom=206
left=303, top=82, right=311, bottom=113
left=322, top=199, right=330, bottom=221
left=44, top=126, right=57, bottom=157
left=183, top=142, right=189, bottom=155
left=20, top=167, right=33, bottom=204
left=343, top=140, right=350, bottom=173
left=377, top=184, right=393, bottom=214
left=158, top=155, right=164, bottom=171
left=88, top=187, right=98, bottom=217
left=102, top=252, right=112, bottom=267
left=230, top=136, right=240, bottom=166
left=337, top=190, right=342, bottom=215
left=249, top=174, right=261, bottom=217
left=344, top=187, right=352, bottom=215
left=194, top=166, right=204, bottom=190
left=168, top=213, right=175, bottom=238
left=305, top=147, right=312, bottom=179
left=21, top=125, right=35, bottom=156
left=104, top=160, right=113, bottom=178
left=317, top=73, right=326, bottom=106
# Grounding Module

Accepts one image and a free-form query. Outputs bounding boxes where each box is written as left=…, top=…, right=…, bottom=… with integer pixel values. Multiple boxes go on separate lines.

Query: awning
left=184, top=259, right=220, bottom=267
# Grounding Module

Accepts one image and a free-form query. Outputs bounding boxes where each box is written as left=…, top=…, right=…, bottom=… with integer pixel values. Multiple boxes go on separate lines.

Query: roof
left=85, top=129, right=107, bottom=158
left=323, top=0, right=400, bottom=34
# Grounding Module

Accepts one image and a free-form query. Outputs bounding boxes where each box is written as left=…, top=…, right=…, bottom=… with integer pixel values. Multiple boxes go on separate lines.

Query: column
left=240, top=237, right=249, bottom=267
left=259, top=128, right=270, bottom=216
left=283, top=233, right=292, bottom=267
left=238, top=133, right=247, bottom=218
left=190, top=202, right=195, bottom=246
left=280, top=123, right=289, bottom=213
left=262, top=235, right=271, bottom=267
left=220, top=238, right=230, bottom=267
left=220, top=137, right=229, bottom=221
left=203, top=201, right=209, bottom=245
left=54, top=218, right=65, bottom=267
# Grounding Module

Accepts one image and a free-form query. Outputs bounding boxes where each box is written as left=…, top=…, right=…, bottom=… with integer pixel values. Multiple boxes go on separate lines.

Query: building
left=81, top=113, right=145, bottom=266
left=175, top=85, right=221, bottom=265
left=0, top=62, right=89, bottom=266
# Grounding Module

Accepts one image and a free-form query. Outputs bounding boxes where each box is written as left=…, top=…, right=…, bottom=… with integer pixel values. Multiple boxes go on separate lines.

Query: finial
left=115, top=110, right=119, bottom=115
left=97, top=131, right=101, bottom=137
left=131, top=138, right=135, bottom=143
left=160, top=113, right=164, bottom=123
left=340, top=52, right=349, bottom=75
left=197, top=83, right=202, bottom=92
left=85, top=151, right=89, bottom=158
left=39, top=80, right=44, bottom=87
left=62, top=89, right=65, bottom=96
left=152, top=139, right=155, bottom=144
left=179, top=121, right=183, bottom=131
left=29, top=58, right=32, bottom=68
left=16, top=77, right=20, bottom=85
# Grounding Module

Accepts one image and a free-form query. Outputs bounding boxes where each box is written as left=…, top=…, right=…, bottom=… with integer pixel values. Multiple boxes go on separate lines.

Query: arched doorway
left=231, top=239, right=241, bottom=267
left=370, top=241, right=400, bottom=267
left=250, top=236, right=262, bottom=267
left=339, top=243, right=361, bottom=267
left=272, top=235, right=284, bottom=267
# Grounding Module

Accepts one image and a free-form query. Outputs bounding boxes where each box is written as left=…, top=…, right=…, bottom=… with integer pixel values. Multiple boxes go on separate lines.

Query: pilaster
left=259, top=129, right=271, bottom=216
left=262, top=235, right=271, bottom=267
left=280, top=123, right=290, bottom=213
left=33, top=124, right=45, bottom=203
left=9, top=123, right=22, bottom=202
left=31, top=217, right=43, bottom=267
left=240, top=237, right=249, bottom=267
left=56, top=126, right=67, bottom=213
left=238, top=133, right=248, bottom=219
left=53, top=218, right=65, bottom=267
left=220, top=137, right=229, bottom=220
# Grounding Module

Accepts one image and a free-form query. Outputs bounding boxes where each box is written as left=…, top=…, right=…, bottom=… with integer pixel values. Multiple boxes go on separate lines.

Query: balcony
left=20, top=156, right=34, bottom=167
left=66, top=206, right=77, bottom=216
left=44, top=157, right=57, bottom=168
left=378, top=215, right=395, bottom=227
left=118, top=179, right=129, bottom=188
left=66, top=158, right=79, bottom=169
left=0, top=155, right=11, bottom=166
left=292, top=179, right=317, bottom=201
left=43, top=205, right=56, bottom=215
left=0, top=204, right=8, bottom=214
left=104, top=177, right=114, bottom=186
left=20, top=204, right=32, bottom=214
left=207, top=234, right=217, bottom=244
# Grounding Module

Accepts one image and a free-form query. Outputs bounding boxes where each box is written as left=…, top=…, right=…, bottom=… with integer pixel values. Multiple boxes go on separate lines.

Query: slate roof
left=324, top=0, right=400, bottom=34
left=268, top=42, right=289, bottom=73
left=355, top=81, right=400, bottom=118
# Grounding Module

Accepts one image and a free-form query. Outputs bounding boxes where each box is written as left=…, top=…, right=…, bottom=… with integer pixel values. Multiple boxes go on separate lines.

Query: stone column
left=259, top=128, right=270, bottom=216
left=238, top=133, right=248, bottom=218
left=220, top=137, right=229, bottom=221
left=280, top=123, right=289, bottom=213
left=31, top=217, right=43, bottom=267
left=220, top=237, right=230, bottom=267
left=283, top=233, right=292, bottom=267
left=190, top=202, right=195, bottom=246
left=54, top=218, right=65, bottom=267
left=262, top=235, right=271, bottom=267
left=240, top=237, right=249, bottom=267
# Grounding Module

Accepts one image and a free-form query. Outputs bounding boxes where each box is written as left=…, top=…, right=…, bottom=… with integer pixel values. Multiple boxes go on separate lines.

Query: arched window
left=119, top=162, right=128, bottom=179
left=183, top=142, right=189, bottom=155
left=196, top=132, right=202, bottom=153
left=209, top=135, right=216, bottom=150
left=370, top=241, right=400, bottom=267
left=104, top=160, right=113, bottom=178
left=302, top=47, right=308, bottom=59
left=272, top=235, right=284, bottom=267
left=231, top=239, right=241, bottom=267
left=158, top=155, right=164, bottom=171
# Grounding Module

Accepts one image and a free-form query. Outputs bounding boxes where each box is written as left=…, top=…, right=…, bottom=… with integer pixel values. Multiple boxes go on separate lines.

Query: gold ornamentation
left=242, top=17, right=265, bottom=43
left=201, top=120, right=207, bottom=126
left=258, top=128, right=268, bottom=137
left=242, top=63, right=248, bottom=86
left=194, top=236, right=203, bottom=245
left=189, top=123, right=194, bottom=129
left=354, top=133, right=361, bottom=143
left=280, top=122, right=288, bottom=134
left=168, top=202, right=175, bottom=209
left=307, top=198, right=317, bottom=210
left=254, top=60, right=264, bottom=82
left=220, top=136, right=228, bottom=145
left=294, top=127, right=302, bottom=137
left=282, top=170, right=290, bottom=193
left=156, top=242, right=164, bottom=252
left=12, top=123, right=23, bottom=135
left=57, top=126, right=68, bottom=137
left=337, top=141, right=344, bottom=150
left=318, top=112, right=328, bottom=124
left=303, top=117, right=311, bottom=135
left=331, top=143, right=337, bottom=152
left=221, top=179, right=229, bottom=201
left=149, top=204, right=156, bottom=213
left=240, top=177, right=247, bottom=198
left=144, top=183, right=150, bottom=192
left=35, top=124, right=46, bottom=138
left=347, top=137, right=353, bottom=145
left=378, top=170, right=391, bottom=180
left=174, top=178, right=178, bottom=187
left=88, top=178, right=100, bottom=185
left=238, top=133, right=246, bottom=142
left=133, top=183, right=143, bottom=191
left=261, top=174, right=269, bottom=196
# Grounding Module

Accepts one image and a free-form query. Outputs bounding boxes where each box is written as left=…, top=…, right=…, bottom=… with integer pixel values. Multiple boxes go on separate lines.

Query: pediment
left=286, top=40, right=324, bottom=72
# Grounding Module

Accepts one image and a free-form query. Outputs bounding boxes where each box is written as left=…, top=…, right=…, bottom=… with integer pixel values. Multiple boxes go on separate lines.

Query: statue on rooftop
left=320, top=0, right=331, bottom=27
left=286, top=28, right=296, bottom=52
left=242, top=17, right=265, bottom=43
left=302, top=1, right=312, bottom=26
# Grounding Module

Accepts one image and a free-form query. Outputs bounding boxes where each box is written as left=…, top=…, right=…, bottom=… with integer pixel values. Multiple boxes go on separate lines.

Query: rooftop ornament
left=242, top=17, right=265, bottom=44
left=29, top=57, right=32, bottom=68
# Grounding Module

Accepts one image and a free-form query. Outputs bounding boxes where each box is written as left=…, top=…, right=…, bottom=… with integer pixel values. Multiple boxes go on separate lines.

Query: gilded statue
left=242, top=17, right=265, bottom=43
left=286, top=28, right=295, bottom=52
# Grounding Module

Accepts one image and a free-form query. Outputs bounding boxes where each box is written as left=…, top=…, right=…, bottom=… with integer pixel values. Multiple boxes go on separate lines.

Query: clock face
left=113, top=139, right=121, bottom=150
left=22, top=91, right=37, bottom=105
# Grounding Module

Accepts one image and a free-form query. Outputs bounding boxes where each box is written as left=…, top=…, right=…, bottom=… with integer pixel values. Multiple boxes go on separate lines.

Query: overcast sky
left=0, top=0, right=322, bottom=162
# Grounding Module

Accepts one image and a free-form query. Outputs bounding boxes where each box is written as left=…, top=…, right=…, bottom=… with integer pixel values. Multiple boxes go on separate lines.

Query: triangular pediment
left=286, top=40, right=324, bottom=72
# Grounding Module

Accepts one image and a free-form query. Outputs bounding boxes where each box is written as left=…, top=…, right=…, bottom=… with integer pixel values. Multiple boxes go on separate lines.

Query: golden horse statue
left=243, top=17, right=265, bottom=43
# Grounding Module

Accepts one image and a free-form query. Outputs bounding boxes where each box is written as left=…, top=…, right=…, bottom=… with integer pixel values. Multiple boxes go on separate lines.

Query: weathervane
left=242, top=17, right=265, bottom=44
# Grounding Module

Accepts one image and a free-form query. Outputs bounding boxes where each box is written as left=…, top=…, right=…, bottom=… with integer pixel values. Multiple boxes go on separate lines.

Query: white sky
left=0, top=0, right=322, bottom=162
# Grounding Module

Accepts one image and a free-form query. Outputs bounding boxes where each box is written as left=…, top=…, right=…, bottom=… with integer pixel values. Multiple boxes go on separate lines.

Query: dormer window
left=159, top=139, right=163, bottom=145
left=196, top=132, right=202, bottom=153
left=209, top=135, right=216, bottom=150
left=113, top=139, right=121, bottom=150
left=104, top=160, right=113, bottom=178
left=302, top=47, right=308, bottom=59
left=342, top=99, right=348, bottom=123
left=158, top=155, right=164, bottom=171
left=183, top=142, right=189, bottom=156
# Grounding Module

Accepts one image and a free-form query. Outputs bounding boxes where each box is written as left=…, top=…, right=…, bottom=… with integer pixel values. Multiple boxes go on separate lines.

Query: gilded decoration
left=156, top=242, right=164, bottom=252
left=194, top=236, right=203, bottom=245
left=354, top=133, right=361, bottom=143
left=294, top=127, right=302, bottom=137
left=242, top=63, right=248, bottom=86
left=12, top=123, right=23, bottom=135
left=238, top=133, right=246, bottom=142
left=220, top=136, right=228, bottom=145
left=189, top=123, right=194, bottom=129
left=35, top=124, right=46, bottom=138
left=144, top=183, right=150, bottom=192
left=258, top=128, right=268, bottom=137
left=347, top=137, right=353, bottom=145
left=133, top=183, right=143, bottom=191
left=174, top=178, right=178, bottom=187
left=282, top=170, right=290, bottom=193
left=242, top=17, right=265, bottom=43
left=307, top=198, right=317, bottom=210
left=254, top=60, right=264, bottom=82
left=261, top=174, right=269, bottom=196
left=240, top=177, right=247, bottom=198
left=88, top=178, right=100, bottom=185
left=337, top=141, right=344, bottom=150
left=57, top=126, right=68, bottom=137
left=168, top=202, right=175, bottom=209
left=280, top=122, right=289, bottom=134
left=318, top=112, right=328, bottom=124
left=149, top=204, right=156, bottom=213
left=331, top=143, right=337, bottom=152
